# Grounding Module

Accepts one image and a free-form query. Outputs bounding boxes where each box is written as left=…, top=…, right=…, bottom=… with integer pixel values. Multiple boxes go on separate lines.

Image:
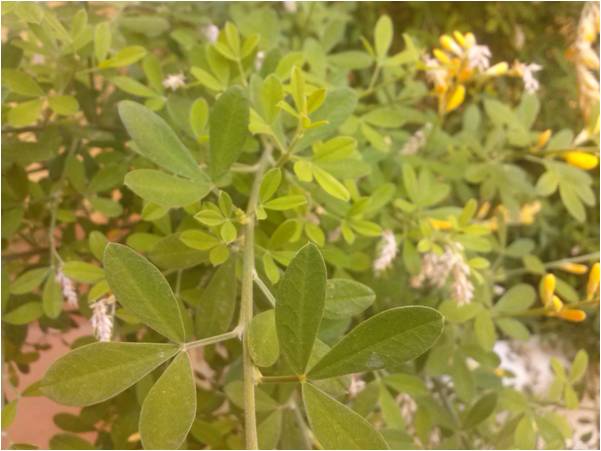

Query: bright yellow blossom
left=433, top=48, right=451, bottom=65
left=556, top=309, right=587, bottom=322
left=551, top=295, right=564, bottom=313
left=587, top=262, right=600, bottom=300
left=453, top=30, right=467, bottom=48
left=485, top=62, right=509, bottom=77
left=429, top=218, right=453, bottom=230
left=559, top=262, right=589, bottom=274
left=445, top=85, right=465, bottom=113
left=540, top=274, right=556, bottom=306
left=518, top=201, right=541, bottom=225
left=564, top=151, right=599, bottom=170
left=536, top=129, right=552, bottom=149
left=439, top=34, right=462, bottom=54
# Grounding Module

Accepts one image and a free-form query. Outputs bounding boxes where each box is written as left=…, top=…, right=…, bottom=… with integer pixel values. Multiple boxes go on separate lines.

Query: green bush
left=2, top=2, right=599, bottom=450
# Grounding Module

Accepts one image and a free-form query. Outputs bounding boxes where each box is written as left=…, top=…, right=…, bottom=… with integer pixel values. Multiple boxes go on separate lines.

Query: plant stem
left=238, top=144, right=273, bottom=449
left=497, top=251, right=600, bottom=280
left=184, top=328, right=240, bottom=350
left=253, top=271, right=276, bottom=306
left=260, top=374, right=304, bottom=383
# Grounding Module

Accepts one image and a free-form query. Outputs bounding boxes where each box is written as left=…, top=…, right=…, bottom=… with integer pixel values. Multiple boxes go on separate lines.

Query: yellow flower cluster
left=423, top=31, right=543, bottom=114
left=477, top=201, right=541, bottom=231
left=539, top=263, right=599, bottom=322
left=540, top=273, right=586, bottom=322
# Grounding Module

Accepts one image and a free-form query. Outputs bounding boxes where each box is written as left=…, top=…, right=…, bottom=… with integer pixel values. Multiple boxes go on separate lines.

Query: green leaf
left=118, top=101, right=202, bottom=180
left=94, top=22, right=111, bottom=62
left=140, top=352, right=196, bottom=450
left=195, top=257, right=237, bottom=338
left=10, top=267, right=49, bottom=295
left=62, top=261, right=104, bottom=283
left=42, top=274, right=63, bottom=319
left=559, top=183, right=585, bottom=222
left=308, top=306, right=443, bottom=380
left=374, top=15, right=393, bottom=60
left=208, top=86, right=250, bottom=179
left=88, top=231, right=109, bottom=261
left=258, top=410, right=283, bottom=450
left=190, top=97, right=209, bottom=138
left=514, top=416, right=537, bottom=449
left=493, top=284, right=535, bottom=313
left=569, top=350, right=588, bottom=383
left=8, top=99, right=43, bottom=127
left=2, top=69, right=44, bottom=97
left=496, top=318, right=529, bottom=340
left=259, top=168, right=281, bottom=203
left=190, top=67, right=223, bottom=91
left=40, top=342, right=179, bottom=406
left=275, top=243, right=326, bottom=374
left=324, top=279, right=375, bottom=320
left=125, top=169, right=210, bottom=208
left=3, top=302, right=43, bottom=325
left=113, top=76, right=156, bottom=97
left=2, top=400, right=17, bottom=430
left=463, top=392, right=497, bottom=429
left=248, top=309, right=280, bottom=367
left=260, top=74, right=283, bottom=123
left=104, top=243, right=187, bottom=343
left=149, top=235, right=208, bottom=270
left=313, top=166, right=350, bottom=201
left=48, top=95, right=79, bottom=116
left=99, top=45, right=146, bottom=68
left=49, top=433, right=95, bottom=450
left=302, top=383, right=389, bottom=449
left=179, top=230, right=220, bottom=251
left=474, top=310, right=496, bottom=351
left=263, top=195, right=307, bottom=211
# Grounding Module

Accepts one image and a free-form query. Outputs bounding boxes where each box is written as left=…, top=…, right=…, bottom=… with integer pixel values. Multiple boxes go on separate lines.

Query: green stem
left=260, top=374, right=304, bottom=384
left=497, top=252, right=600, bottom=280
left=184, top=328, right=241, bottom=350
left=239, top=144, right=273, bottom=449
left=237, top=58, right=248, bottom=87
left=253, top=271, right=276, bottom=306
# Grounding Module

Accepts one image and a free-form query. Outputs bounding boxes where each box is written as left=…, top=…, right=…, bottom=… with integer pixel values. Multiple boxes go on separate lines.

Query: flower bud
left=563, top=151, right=599, bottom=170
left=557, top=309, right=587, bottom=322
left=453, top=31, right=467, bottom=48
left=439, top=34, right=462, bottom=55
left=536, top=129, right=552, bottom=149
left=540, top=274, right=556, bottom=306
left=551, top=295, right=564, bottom=313
left=559, top=262, right=588, bottom=274
left=485, top=62, right=509, bottom=77
left=433, top=48, right=450, bottom=65
left=587, top=262, right=600, bottom=300
left=445, top=85, right=465, bottom=113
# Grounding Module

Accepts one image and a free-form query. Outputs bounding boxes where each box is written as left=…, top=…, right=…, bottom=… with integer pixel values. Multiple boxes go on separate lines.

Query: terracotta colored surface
left=3, top=323, right=96, bottom=449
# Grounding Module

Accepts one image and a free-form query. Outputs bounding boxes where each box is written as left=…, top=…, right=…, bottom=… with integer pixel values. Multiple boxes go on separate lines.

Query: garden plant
left=1, top=2, right=600, bottom=450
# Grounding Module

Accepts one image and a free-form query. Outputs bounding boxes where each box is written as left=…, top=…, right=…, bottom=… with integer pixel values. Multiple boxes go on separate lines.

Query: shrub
left=2, top=2, right=599, bottom=450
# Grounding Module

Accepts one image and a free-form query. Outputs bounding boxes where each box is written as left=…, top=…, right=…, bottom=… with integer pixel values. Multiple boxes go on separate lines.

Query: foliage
left=1, top=2, right=599, bottom=450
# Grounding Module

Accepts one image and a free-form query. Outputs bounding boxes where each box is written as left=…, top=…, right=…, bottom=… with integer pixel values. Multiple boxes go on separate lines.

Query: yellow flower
left=453, top=30, right=467, bottom=48
left=445, top=85, right=465, bottom=113
left=564, top=151, right=599, bottom=170
left=587, top=262, right=600, bottom=300
left=551, top=295, right=564, bottom=313
left=429, top=218, right=453, bottom=230
left=559, top=262, right=589, bottom=274
left=518, top=201, right=541, bottom=225
left=439, top=34, right=462, bottom=55
left=557, top=309, right=587, bottom=322
left=477, top=201, right=491, bottom=219
left=464, top=32, right=476, bottom=48
left=485, top=62, right=509, bottom=77
left=458, top=67, right=474, bottom=82
left=536, top=129, right=552, bottom=149
left=540, top=274, right=556, bottom=306
left=433, top=48, right=450, bottom=65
